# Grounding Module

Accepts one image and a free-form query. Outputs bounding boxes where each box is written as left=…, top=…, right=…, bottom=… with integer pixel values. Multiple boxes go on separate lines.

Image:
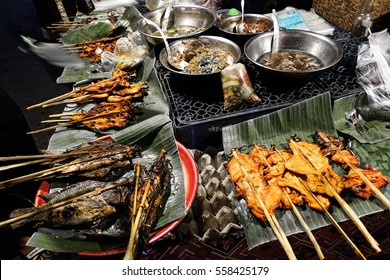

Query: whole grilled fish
left=9, top=180, right=132, bottom=229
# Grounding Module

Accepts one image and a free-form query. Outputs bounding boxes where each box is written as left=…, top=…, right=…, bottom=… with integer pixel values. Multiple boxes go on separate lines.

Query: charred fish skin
left=9, top=181, right=132, bottom=229
left=39, top=180, right=109, bottom=204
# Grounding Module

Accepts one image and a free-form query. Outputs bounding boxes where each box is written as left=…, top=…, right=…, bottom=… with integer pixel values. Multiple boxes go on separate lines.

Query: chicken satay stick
left=290, top=172, right=366, bottom=259
left=273, top=147, right=367, bottom=259
left=317, top=131, right=390, bottom=210
left=289, top=139, right=381, bottom=253
left=232, top=150, right=297, bottom=260
left=0, top=181, right=130, bottom=228
left=28, top=110, right=123, bottom=134
left=27, top=70, right=128, bottom=110
left=253, top=144, right=325, bottom=260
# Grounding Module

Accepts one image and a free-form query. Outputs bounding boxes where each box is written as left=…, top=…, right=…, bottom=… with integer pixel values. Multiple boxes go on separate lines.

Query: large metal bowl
left=244, top=30, right=343, bottom=83
left=137, top=4, right=216, bottom=45
left=159, top=35, right=241, bottom=77
left=218, top=14, right=273, bottom=47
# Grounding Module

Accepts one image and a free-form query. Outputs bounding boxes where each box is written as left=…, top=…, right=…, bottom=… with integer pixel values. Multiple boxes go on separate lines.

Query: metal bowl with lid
left=137, top=4, right=217, bottom=45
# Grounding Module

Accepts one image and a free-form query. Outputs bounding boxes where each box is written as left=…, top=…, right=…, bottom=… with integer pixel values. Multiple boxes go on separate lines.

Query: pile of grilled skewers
left=27, top=69, right=149, bottom=134
left=0, top=141, right=172, bottom=260
left=64, top=34, right=123, bottom=64
left=227, top=131, right=390, bottom=260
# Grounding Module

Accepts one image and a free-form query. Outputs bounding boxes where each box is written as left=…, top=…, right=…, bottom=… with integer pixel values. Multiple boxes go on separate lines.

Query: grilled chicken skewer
left=273, top=147, right=366, bottom=260
left=253, top=144, right=325, bottom=260
left=316, top=131, right=390, bottom=209
left=288, top=139, right=381, bottom=253
left=27, top=70, right=140, bottom=110
left=230, top=149, right=297, bottom=260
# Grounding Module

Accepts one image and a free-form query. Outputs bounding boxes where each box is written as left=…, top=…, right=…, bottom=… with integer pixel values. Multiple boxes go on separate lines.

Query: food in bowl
left=159, top=36, right=241, bottom=76
left=171, top=39, right=230, bottom=74
left=137, top=5, right=216, bottom=45
left=218, top=14, right=273, bottom=35
left=237, top=18, right=273, bottom=34
left=257, top=50, right=324, bottom=72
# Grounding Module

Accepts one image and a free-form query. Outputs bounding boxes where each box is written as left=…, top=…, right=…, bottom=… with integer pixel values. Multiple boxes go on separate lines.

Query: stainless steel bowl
left=159, top=35, right=241, bottom=76
left=244, top=30, right=343, bottom=83
left=137, top=4, right=216, bottom=45
left=218, top=14, right=273, bottom=35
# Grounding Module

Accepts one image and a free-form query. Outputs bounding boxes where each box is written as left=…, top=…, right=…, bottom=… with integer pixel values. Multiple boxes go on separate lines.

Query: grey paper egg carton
left=184, top=150, right=243, bottom=241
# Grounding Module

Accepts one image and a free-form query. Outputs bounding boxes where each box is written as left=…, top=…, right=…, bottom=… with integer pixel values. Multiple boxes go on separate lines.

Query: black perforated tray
left=156, top=26, right=366, bottom=150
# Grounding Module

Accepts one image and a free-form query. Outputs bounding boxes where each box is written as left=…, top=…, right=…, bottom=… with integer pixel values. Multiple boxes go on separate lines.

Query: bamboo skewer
left=289, top=139, right=381, bottom=253
left=253, top=144, right=325, bottom=260
left=124, top=176, right=151, bottom=260
left=28, top=110, right=123, bottom=134
left=49, top=112, right=82, bottom=118
left=282, top=188, right=325, bottom=260
left=317, top=131, right=390, bottom=210
left=232, top=150, right=297, bottom=260
left=0, top=158, right=57, bottom=172
left=0, top=181, right=130, bottom=228
left=27, top=91, right=79, bottom=110
left=274, top=147, right=366, bottom=260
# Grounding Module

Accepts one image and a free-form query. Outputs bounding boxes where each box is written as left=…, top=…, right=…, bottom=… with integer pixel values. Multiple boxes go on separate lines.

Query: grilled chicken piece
left=227, top=151, right=282, bottom=222
left=330, top=150, right=360, bottom=169
left=343, top=166, right=389, bottom=198
left=285, top=139, right=345, bottom=195
left=277, top=172, right=331, bottom=211
left=70, top=101, right=138, bottom=131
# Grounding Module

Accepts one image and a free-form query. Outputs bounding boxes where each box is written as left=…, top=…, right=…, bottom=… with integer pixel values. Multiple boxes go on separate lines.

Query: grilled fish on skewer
left=0, top=141, right=142, bottom=188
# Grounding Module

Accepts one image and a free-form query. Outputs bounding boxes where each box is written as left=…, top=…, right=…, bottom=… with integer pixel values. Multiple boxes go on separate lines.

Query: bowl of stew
left=244, top=29, right=343, bottom=84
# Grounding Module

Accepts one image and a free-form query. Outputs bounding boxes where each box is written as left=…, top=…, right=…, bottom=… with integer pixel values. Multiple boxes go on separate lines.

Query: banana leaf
left=333, top=91, right=390, bottom=144
left=222, top=91, right=390, bottom=249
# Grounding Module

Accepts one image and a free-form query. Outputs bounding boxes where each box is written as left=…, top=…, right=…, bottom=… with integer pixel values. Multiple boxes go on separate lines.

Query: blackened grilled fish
left=9, top=180, right=132, bottom=229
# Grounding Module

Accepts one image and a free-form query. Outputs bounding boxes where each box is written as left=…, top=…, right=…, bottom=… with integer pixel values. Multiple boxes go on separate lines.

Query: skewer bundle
left=226, top=130, right=390, bottom=259
left=0, top=141, right=142, bottom=188
left=62, top=34, right=123, bottom=63
left=27, top=69, right=148, bottom=134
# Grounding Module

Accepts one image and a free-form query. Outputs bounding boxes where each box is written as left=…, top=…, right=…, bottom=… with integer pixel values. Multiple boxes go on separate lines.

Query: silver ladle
left=161, top=0, right=174, bottom=33
left=233, top=0, right=245, bottom=33
left=271, top=9, right=280, bottom=53
left=141, top=15, right=187, bottom=71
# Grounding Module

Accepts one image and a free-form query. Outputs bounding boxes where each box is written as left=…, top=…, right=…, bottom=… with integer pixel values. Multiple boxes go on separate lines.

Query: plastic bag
left=356, top=29, right=390, bottom=104
left=114, top=31, right=149, bottom=70
left=221, top=63, right=260, bottom=109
